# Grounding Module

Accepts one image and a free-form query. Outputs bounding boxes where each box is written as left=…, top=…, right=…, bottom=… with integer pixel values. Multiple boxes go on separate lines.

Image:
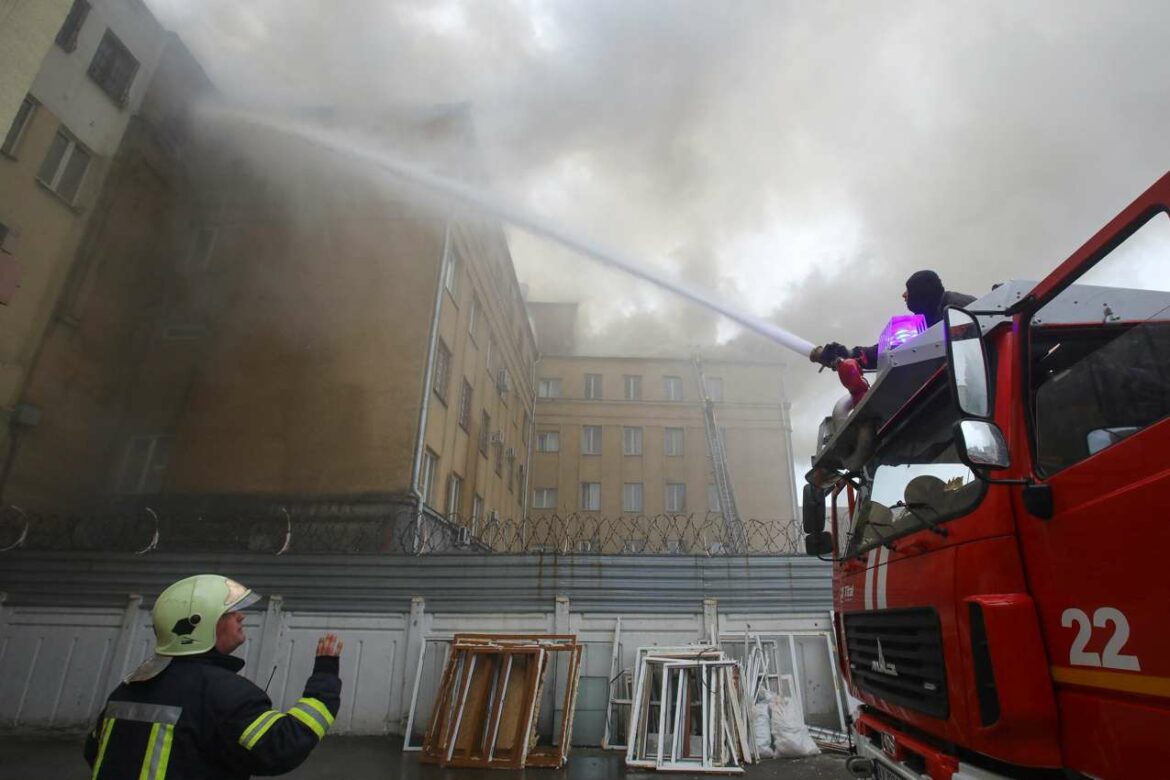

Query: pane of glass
left=38, top=132, right=69, bottom=185
left=56, top=142, right=89, bottom=201
left=2, top=98, right=34, bottom=154
left=1030, top=211, right=1170, bottom=474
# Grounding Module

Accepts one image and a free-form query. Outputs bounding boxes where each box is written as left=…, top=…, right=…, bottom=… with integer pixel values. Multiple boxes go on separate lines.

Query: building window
left=537, top=431, right=560, bottom=452
left=470, top=494, right=484, bottom=532
left=622, top=483, right=644, bottom=513
left=708, top=483, right=721, bottom=512
left=622, top=539, right=647, bottom=554
left=443, top=243, right=462, bottom=299
left=538, top=378, right=562, bottom=398
left=420, top=450, right=438, bottom=506
left=705, top=376, right=724, bottom=402
left=479, top=411, right=491, bottom=455
left=521, top=410, right=530, bottom=443
left=468, top=295, right=480, bottom=342
left=88, top=29, right=140, bottom=106
left=622, top=427, right=643, bottom=456
left=507, top=452, right=515, bottom=492
left=581, top=425, right=602, bottom=455
left=624, top=375, right=642, bottom=400
left=494, top=441, right=503, bottom=476
left=55, top=0, right=90, bottom=53
left=458, top=380, right=473, bottom=431
left=665, top=538, right=685, bottom=554
left=584, top=373, right=603, bottom=400
left=664, top=427, right=685, bottom=457
left=432, top=340, right=452, bottom=403
left=447, top=473, right=463, bottom=522
left=580, top=482, right=601, bottom=511
left=663, top=376, right=684, bottom=401
left=533, top=487, right=557, bottom=509
left=37, top=129, right=91, bottom=205
left=497, top=368, right=511, bottom=397
left=185, top=227, right=217, bottom=272
left=665, top=483, right=687, bottom=512
left=517, top=464, right=525, bottom=503
left=486, top=335, right=494, bottom=375
left=1, top=97, right=36, bottom=157
left=116, top=434, right=173, bottom=494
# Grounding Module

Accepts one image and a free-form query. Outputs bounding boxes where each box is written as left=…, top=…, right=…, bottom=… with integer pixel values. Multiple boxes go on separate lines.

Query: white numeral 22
left=1061, top=607, right=1141, bottom=671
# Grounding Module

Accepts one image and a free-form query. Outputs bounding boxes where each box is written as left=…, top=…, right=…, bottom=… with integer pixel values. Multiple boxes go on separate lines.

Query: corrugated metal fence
left=0, top=553, right=835, bottom=738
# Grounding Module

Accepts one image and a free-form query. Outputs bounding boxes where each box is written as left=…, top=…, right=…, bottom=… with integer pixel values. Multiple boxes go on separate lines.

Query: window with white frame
left=443, top=244, right=463, bottom=299
left=432, top=340, right=451, bottom=402
left=538, top=378, right=561, bottom=398
left=708, top=483, right=721, bottom=512
left=576, top=539, right=596, bottom=553
left=420, top=450, right=439, bottom=506
left=458, top=380, right=473, bottom=431
left=664, top=427, right=685, bottom=457
left=486, top=335, right=494, bottom=374
left=581, top=425, right=602, bottom=455
left=471, top=494, right=483, bottom=533
left=468, top=295, right=480, bottom=341
left=479, top=411, right=490, bottom=455
left=624, top=375, right=642, bottom=400
left=507, top=452, right=515, bottom=493
left=116, top=434, right=173, bottom=494
left=1, top=97, right=36, bottom=157
left=622, top=539, right=647, bottom=553
left=580, top=482, right=601, bottom=511
left=705, top=376, right=724, bottom=402
left=37, top=129, right=91, bottom=205
left=88, top=29, right=140, bottom=106
left=665, top=482, right=687, bottom=512
left=584, top=373, right=603, bottom=400
left=622, top=426, right=643, bottom=456
left=537, top=430, right=560, bottom=452
left=447, top=474, right=463, bottom=522
left=533, top=487, right=557, bottom=509
left=622, top=483, right=644, bottom=513
left=55, top=0, right=90, bottom=53
left=663, top=375, right=684, bottom=401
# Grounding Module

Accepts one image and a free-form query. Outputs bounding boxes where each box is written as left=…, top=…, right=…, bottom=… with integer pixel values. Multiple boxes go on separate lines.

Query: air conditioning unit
left=490, top=431, right=504, bottom=444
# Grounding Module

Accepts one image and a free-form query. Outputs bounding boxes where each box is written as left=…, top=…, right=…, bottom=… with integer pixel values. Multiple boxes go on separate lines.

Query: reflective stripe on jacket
left=84, top=651, right=341, bottom=779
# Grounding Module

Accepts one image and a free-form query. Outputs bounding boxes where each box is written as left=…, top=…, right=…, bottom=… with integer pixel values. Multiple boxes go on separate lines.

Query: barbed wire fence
left=0, top=503, right=803, bottom=556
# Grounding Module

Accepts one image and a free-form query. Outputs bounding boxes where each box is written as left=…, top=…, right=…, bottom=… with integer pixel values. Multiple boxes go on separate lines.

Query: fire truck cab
left=804, top=172, right=1170, bottom=779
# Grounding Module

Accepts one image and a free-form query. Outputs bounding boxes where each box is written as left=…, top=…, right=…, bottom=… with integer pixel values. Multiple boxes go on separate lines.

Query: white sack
left=769, top=691, right=819, bottom=757
left=752, top=698, right=775, bottom=759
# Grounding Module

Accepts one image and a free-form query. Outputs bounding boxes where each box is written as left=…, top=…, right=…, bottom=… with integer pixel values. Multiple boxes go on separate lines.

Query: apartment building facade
left=528, top=353, right=798, bottom=553
left=0, top=0, right=169, bottom=471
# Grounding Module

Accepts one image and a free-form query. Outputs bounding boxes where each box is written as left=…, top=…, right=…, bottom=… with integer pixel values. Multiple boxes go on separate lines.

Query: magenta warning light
left=878, top=313, right=928, bottom=357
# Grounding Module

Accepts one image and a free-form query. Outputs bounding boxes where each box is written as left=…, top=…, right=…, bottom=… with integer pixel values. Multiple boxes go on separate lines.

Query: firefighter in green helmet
left=84, top=574, right=343, bottom=779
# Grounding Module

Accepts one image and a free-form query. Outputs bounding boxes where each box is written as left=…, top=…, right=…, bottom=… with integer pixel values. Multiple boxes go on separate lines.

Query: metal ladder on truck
left=692, top=354, right=747, bottom=553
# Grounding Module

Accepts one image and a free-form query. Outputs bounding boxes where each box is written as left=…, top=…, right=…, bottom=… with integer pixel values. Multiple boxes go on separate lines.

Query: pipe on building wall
left=409, top=217, right=452, bottom=501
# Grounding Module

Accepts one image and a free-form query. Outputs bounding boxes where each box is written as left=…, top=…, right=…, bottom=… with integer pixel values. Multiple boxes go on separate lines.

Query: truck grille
left=844, top=608, right=948, bottom=719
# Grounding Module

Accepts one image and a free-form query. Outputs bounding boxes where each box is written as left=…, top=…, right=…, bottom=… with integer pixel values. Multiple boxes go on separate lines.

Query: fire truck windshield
left=844, top=389, right=984, bottom=556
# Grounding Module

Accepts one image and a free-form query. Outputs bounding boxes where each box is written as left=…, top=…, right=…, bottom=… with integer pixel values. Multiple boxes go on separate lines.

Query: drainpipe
left=777, top=365, right=801, bottom=528
left=410, top=218, right=451, bottom=503
left=522, top=352, right=540, bottom=519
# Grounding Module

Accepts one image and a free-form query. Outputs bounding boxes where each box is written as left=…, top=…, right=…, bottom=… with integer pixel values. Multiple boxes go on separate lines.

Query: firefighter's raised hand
left=316, top=633, right=343, bottom=657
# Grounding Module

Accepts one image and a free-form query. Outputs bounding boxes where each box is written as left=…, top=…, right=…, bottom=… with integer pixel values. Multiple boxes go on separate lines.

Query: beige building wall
left=0, top=0, right=71, bottom=132
left=529, top=355, right=795, bottom=552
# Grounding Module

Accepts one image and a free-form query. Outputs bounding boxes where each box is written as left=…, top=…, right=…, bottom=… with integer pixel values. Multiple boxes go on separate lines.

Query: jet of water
left=208, top=106, right=817, bottom=359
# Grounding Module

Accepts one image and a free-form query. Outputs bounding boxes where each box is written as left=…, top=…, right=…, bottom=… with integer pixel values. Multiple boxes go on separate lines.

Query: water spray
left=207, top=105, right=816, bottom=359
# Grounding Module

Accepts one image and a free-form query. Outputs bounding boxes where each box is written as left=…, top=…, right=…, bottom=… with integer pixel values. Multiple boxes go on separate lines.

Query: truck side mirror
left=943, top=307, right=992, bottom=418
left=954, top=419, right=1011, bottom=470
left=802, top=483, right=826, bottom=534
left=804, top=531, right=833, bottom=556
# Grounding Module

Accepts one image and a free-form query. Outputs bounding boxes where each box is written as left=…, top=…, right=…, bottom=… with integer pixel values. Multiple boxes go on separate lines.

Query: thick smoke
left=147, top=0, right=1170, bottom=474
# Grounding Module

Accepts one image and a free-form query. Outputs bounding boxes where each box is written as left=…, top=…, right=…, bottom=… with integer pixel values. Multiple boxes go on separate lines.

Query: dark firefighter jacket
left=83, top=650, right=341, bottom=779
left=852, top=289, right=977, bottom=369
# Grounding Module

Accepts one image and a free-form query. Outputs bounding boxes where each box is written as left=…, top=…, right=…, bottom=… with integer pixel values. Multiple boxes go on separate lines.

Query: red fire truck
left=803, top=172, right=1170, bottom=779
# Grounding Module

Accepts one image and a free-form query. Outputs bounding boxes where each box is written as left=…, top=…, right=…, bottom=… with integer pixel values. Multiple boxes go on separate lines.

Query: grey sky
left=146, top=0, right=1170, bottom=489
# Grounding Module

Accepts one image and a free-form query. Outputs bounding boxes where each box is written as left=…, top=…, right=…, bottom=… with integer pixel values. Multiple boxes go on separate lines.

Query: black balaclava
left=905, top=270, right=946, bottom=325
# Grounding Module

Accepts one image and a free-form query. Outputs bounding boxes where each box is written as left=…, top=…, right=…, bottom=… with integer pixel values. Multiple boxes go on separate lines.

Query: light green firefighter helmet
left=153, top=574, right=261, bottom=656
